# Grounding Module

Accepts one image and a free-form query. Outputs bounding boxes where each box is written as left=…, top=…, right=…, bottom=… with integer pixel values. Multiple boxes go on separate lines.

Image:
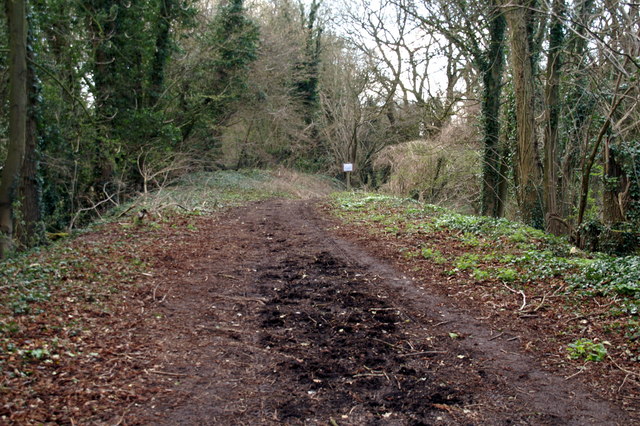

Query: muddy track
left=132, top=199, right=630, bottom=425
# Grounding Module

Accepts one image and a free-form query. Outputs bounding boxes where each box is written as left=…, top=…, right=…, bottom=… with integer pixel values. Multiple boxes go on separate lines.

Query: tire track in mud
left=134, top=199, right=631, bottom=425
left=256, top=251, right=469, bottom=424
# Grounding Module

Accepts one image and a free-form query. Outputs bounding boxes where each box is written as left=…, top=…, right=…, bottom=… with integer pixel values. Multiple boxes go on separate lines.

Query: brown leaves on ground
left=0, top=214, right=198, bottom=424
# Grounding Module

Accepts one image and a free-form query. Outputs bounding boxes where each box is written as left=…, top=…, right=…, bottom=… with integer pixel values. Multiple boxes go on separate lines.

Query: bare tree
left=340, top=1, right=463, bottom=135
left=318, top=39, right=380, bottom=182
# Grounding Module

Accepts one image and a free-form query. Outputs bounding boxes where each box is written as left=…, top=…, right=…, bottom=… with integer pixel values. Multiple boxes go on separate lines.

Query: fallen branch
left=117, top=203, right=138, bottom=219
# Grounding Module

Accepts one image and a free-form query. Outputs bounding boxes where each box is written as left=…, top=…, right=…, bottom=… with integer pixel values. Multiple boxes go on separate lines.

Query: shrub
left=374, top=122, right=481, bottom=214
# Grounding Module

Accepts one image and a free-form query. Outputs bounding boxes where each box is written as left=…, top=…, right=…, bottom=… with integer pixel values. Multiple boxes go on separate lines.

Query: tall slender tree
left=480, top=1, right=508, bottom=217
left=542, top=0, right=565, bottom=235
left=504, top=0, right=544, bottom=228
left=17, top=15, right=44, bottom=248
left=0, top=0, right=28, bottom=257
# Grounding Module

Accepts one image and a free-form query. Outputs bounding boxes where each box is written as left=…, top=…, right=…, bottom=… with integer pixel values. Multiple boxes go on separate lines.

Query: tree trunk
left=497, top=140, right=511, bottom=218
left=560, top=0, right=595, bottom=220
left=90, top=1, right=117, bottom=187
left=543, top=0, right=565, bottom=235
left=480, top=3, right=507, bottom=217
left=576, top=76, right=630, bottom=230
left=505, top=0, right=544, bottom=228
left=17, top=43, right=43, bottom=249
left=602, top=138, right=627, bottom=225
left=0, top=0, right=28, bottom=258
left=148, top=0, right=175, bottom=108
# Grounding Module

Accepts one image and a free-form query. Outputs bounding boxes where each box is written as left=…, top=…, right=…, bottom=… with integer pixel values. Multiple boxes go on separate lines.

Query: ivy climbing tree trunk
left=505, top=0, right=544, bottom=228
left=480, top=1, right=507, bottom=217
left=0, top=0, right=28, bottom=258
left=148, top=0, right=176, bottom=108
left=17, top=34, right=43, bottom=249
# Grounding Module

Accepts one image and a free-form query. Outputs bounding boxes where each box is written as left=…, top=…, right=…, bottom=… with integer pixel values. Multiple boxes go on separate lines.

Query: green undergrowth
left=330, top=192, right=640, bottom=358
left=108, top=169, right=340, bottom=218
left=330, top=192, right=638, bottom=297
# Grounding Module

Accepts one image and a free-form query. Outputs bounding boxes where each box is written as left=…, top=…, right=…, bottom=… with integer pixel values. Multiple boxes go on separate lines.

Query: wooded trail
left=129, top=199, right=630, bottom=424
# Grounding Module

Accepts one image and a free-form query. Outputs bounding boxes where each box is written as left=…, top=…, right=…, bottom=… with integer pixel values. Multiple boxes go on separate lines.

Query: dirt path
left=131, top=199, right=630, bottom=425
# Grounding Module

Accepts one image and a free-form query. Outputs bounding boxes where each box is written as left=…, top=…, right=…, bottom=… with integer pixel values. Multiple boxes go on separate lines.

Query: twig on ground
left=618, top=374, right=631, bottom=393
left=564, top=310, right=608, bottom=324
left=531, top=293, right=547, bottom=312
left=152, top=282, right=161, bottom=301
left=114, top=402, right=135, bottom=426
left=211, top=294, right=267, bottom=304
left=146, top=369, right=191, bottom=377
left=502, top=282, right=527, bottom=310
left=216, top=273, right=240, bottom=281
left=608, top=355, right=640, bottom=378
left=565, top=364, right=588, bottom=380
left=371, top=337, right=403, bottom=350
left=489, top=332, right=504, bottom=341
left=399, top=350, right=447, bottom=357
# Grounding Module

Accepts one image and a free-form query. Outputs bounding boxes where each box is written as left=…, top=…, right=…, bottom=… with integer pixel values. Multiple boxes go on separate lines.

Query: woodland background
left=1, top=0, right=639, bottom=257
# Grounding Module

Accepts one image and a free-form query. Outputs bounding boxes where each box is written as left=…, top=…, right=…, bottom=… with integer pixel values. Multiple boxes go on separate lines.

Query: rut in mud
left=258, top=251, right=470, bottom=424
left=132, top=199, right=631, bottom=425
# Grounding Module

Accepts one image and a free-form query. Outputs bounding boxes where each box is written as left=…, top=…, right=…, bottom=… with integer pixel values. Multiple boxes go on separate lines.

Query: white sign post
left=343, top=163, right=353, bottom=190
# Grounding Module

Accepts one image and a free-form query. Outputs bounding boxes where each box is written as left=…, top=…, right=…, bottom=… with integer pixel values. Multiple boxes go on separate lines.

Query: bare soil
left=127, top=199, right=632, bottom=425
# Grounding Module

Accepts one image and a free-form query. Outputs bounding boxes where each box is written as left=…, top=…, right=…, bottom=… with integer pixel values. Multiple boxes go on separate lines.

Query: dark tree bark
left=480, top=2, right=508, bottom=217
left=87, top=0, right=118, bottom=185
left=17, top=36, right=43, bottom=248
left=602, top=139, right=627, bottom=225
left=403, top=0, right=510, bottom=217
left=559, top=0, right=594, bottom=220
left=0, top=0, right=28, bottom=257
left=148, top=0, right=176, bottom=108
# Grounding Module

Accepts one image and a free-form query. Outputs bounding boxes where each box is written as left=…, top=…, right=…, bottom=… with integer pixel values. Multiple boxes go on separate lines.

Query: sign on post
left=343, top=163, right=353, bottom=190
